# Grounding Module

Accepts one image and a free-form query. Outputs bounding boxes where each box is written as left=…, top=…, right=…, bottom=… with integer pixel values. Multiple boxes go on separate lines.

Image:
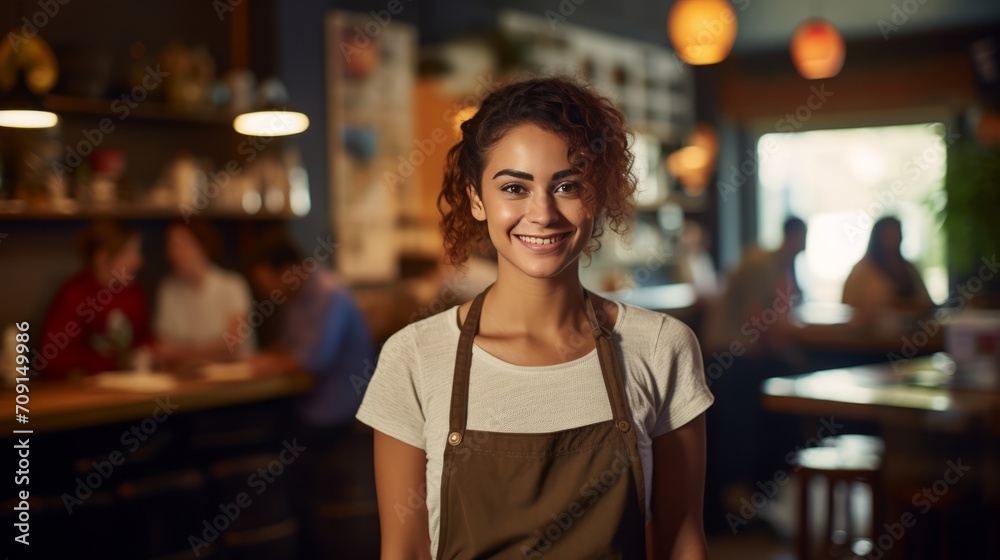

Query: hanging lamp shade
left=233, top=78, right=309, bottom=137
left=667, top=0, right=738, bottom=65
left=0, top=34, right=59, bottom=128
left=790, top=18, right=845, bottom=79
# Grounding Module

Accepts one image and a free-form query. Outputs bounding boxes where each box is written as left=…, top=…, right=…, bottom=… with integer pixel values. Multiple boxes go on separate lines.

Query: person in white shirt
left=154, top=220, right=255, bottom=366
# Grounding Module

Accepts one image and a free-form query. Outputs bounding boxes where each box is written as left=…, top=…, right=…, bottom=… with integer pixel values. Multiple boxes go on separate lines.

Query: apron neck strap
left=448, top=284, right=633, bottom=436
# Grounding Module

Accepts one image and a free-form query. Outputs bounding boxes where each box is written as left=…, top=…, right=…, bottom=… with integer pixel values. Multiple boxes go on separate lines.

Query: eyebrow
left=491, top=168, right=577, bottom=181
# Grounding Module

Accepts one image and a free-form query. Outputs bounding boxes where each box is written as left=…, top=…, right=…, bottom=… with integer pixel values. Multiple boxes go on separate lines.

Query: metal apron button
left=617, top=420, right=630, bottom=432
left=448, top=432, right=463, bottom=445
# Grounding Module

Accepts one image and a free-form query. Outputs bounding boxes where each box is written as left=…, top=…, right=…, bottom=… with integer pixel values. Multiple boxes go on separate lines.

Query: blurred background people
left=153, top=220, right=255, bottom=367
left=704, top=216, right=806, bottom=357
left=38, top=220, right=150, bottom=378
left=843, top=216, right=934, bottom=327
left=701, top=216, right=808, bottom=533
left=247, top=233, right=375, bottom=432
left=246, top=232, right=378, bottom=557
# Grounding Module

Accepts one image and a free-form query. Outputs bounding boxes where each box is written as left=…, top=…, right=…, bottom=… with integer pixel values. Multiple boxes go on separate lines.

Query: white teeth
left=517, top=234, right=566, bottom=245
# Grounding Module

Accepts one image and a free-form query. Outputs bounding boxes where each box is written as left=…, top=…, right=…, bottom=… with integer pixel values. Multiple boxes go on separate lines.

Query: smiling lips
left=514, top=232, right=570, bottom=250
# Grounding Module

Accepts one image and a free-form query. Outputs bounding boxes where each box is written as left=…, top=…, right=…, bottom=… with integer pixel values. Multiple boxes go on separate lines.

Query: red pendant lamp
left=790, top=18, right=845, bottom=79
left=667, top=0, right=738, bottom=66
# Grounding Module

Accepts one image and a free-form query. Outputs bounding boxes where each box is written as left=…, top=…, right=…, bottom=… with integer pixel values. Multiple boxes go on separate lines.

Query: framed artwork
left=325, top=11, right=417, bottom=283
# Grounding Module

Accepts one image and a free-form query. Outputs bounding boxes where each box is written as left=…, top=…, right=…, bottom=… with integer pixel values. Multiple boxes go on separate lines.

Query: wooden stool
left=796, top=435, right=884, bottom=560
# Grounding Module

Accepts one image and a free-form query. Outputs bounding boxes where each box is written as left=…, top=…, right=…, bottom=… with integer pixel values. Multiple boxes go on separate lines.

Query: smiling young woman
left=356, top=76, right=714, bottom=559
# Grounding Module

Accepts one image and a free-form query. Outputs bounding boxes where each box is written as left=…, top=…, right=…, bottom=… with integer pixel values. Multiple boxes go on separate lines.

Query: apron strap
left=584, top=289, right=647, bottom=515
left=447, top=283, right=490, bottom=444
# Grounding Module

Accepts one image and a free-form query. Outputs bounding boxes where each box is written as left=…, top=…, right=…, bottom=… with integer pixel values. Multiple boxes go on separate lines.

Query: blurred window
left=757, top=123, right=948, bottom=304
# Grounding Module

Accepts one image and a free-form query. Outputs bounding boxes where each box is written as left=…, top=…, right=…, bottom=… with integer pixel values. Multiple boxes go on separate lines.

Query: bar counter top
left=0, top=367, right=313, bottom=435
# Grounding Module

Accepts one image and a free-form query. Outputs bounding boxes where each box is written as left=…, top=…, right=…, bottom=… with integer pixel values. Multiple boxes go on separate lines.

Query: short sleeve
left=355, top=326, right=426, bottom=450
left=650, top=317, right=714, bottom=438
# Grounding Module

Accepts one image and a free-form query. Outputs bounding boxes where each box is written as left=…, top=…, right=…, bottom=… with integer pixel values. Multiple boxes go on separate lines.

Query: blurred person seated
left=153, top=220, right=255, bottom=367
left=38, top=220, right=151, bottom=379
left=247, top=233, right=378, bottom=553
left=703, top=216, right=806, bottom=357
left=700, top=216, right=808, bottom=533
left=247, top=233, right=375, bottom=433
left=843, top=216, right=933, bottom=327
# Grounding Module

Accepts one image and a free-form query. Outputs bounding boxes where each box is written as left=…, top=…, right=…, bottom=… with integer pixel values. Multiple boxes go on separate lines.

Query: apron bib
left=437, top=286, right=648, bottom=559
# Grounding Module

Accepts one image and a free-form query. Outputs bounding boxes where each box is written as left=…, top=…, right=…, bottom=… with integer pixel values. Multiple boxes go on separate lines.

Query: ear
left=467, top=185, right=486, bottom=222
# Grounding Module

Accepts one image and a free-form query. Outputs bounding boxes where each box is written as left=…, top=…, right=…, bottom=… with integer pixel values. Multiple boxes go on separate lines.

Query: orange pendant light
left=667, top=0, right=738, bottom=65
left=790, top=18, right=845, bottom=79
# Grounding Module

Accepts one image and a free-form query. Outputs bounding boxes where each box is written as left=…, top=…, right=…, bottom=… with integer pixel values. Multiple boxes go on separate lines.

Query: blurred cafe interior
left=1, top=0, right=999, bottom=558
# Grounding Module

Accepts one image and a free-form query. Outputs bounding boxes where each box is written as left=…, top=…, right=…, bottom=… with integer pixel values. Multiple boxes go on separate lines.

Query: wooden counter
left=762, top=354, right=1000, bottom=425
left=1, top=369, right=313, bottom=435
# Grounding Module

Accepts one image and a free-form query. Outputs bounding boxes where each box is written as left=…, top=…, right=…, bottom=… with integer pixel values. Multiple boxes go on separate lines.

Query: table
left=0, top=368, right=313, bottom=435
left=762, top=354, right=1000, bottom=558
left=762, top=353, right=1000, bottom=424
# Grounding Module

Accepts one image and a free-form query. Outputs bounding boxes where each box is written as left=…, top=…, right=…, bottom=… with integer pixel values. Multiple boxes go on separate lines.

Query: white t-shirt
left=154, top=265, right=255, bottom=354
left=355, top=300, right=714, bottom=558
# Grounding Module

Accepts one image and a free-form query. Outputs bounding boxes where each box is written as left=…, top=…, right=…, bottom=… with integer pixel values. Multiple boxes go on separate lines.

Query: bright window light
left=757, top=123, right=948, bottom=304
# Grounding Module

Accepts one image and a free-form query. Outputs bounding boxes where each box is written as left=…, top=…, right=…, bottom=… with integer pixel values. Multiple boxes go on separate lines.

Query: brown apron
left=437, top=286, right=647, bottom=559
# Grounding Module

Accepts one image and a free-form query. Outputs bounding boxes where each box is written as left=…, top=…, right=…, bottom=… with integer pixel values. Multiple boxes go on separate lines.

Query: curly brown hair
left=437, top=75, right=637, bottom=267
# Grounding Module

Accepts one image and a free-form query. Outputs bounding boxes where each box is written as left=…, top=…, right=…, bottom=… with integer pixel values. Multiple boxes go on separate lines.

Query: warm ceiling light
left=0, top=108, right=58, bottom=128
left=790, top=18, right=845, bottom=79
left=667, top=0, right=738, bottom=65
left=0, top=33, right=59, bottom=128
left=233, top=110, right=309, bottom=137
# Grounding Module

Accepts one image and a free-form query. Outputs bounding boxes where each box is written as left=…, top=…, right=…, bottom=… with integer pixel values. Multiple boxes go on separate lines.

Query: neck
left=484, top=258, right=588, bottom=335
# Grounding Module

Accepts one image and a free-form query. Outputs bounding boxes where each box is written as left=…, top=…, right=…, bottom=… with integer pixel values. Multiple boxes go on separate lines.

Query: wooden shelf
left=0, top=204, right=299, bottom=221
left=43, top=94, right=238, bottom=126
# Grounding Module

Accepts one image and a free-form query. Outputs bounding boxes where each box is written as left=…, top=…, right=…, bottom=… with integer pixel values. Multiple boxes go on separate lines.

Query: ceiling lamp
left=790, top=18, right=845, bottom=79
left=667, top=0, right=738, bottom=65
left=233, top=108, right=309, bottom=137
left=227, top=1, right=308, bottom=137
left=0, top=34, right=59, bottom=128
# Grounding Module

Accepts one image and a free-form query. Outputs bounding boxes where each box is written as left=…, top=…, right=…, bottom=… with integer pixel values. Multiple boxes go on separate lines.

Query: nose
left=525, top=190, right=559, bottom=227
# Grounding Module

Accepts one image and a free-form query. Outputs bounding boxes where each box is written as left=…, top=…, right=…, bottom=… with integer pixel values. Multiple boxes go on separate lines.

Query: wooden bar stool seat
left=796, top=435, right=884, bottom=560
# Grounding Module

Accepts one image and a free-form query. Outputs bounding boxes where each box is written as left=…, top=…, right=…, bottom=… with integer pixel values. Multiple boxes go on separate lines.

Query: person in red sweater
left=36, top=220, right=152, bottom=379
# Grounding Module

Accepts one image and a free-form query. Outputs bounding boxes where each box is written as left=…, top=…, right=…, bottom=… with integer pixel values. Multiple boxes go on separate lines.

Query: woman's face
left=470, top=123, right=593, bottom=280
left=166, top=226, right=207, bottom=278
